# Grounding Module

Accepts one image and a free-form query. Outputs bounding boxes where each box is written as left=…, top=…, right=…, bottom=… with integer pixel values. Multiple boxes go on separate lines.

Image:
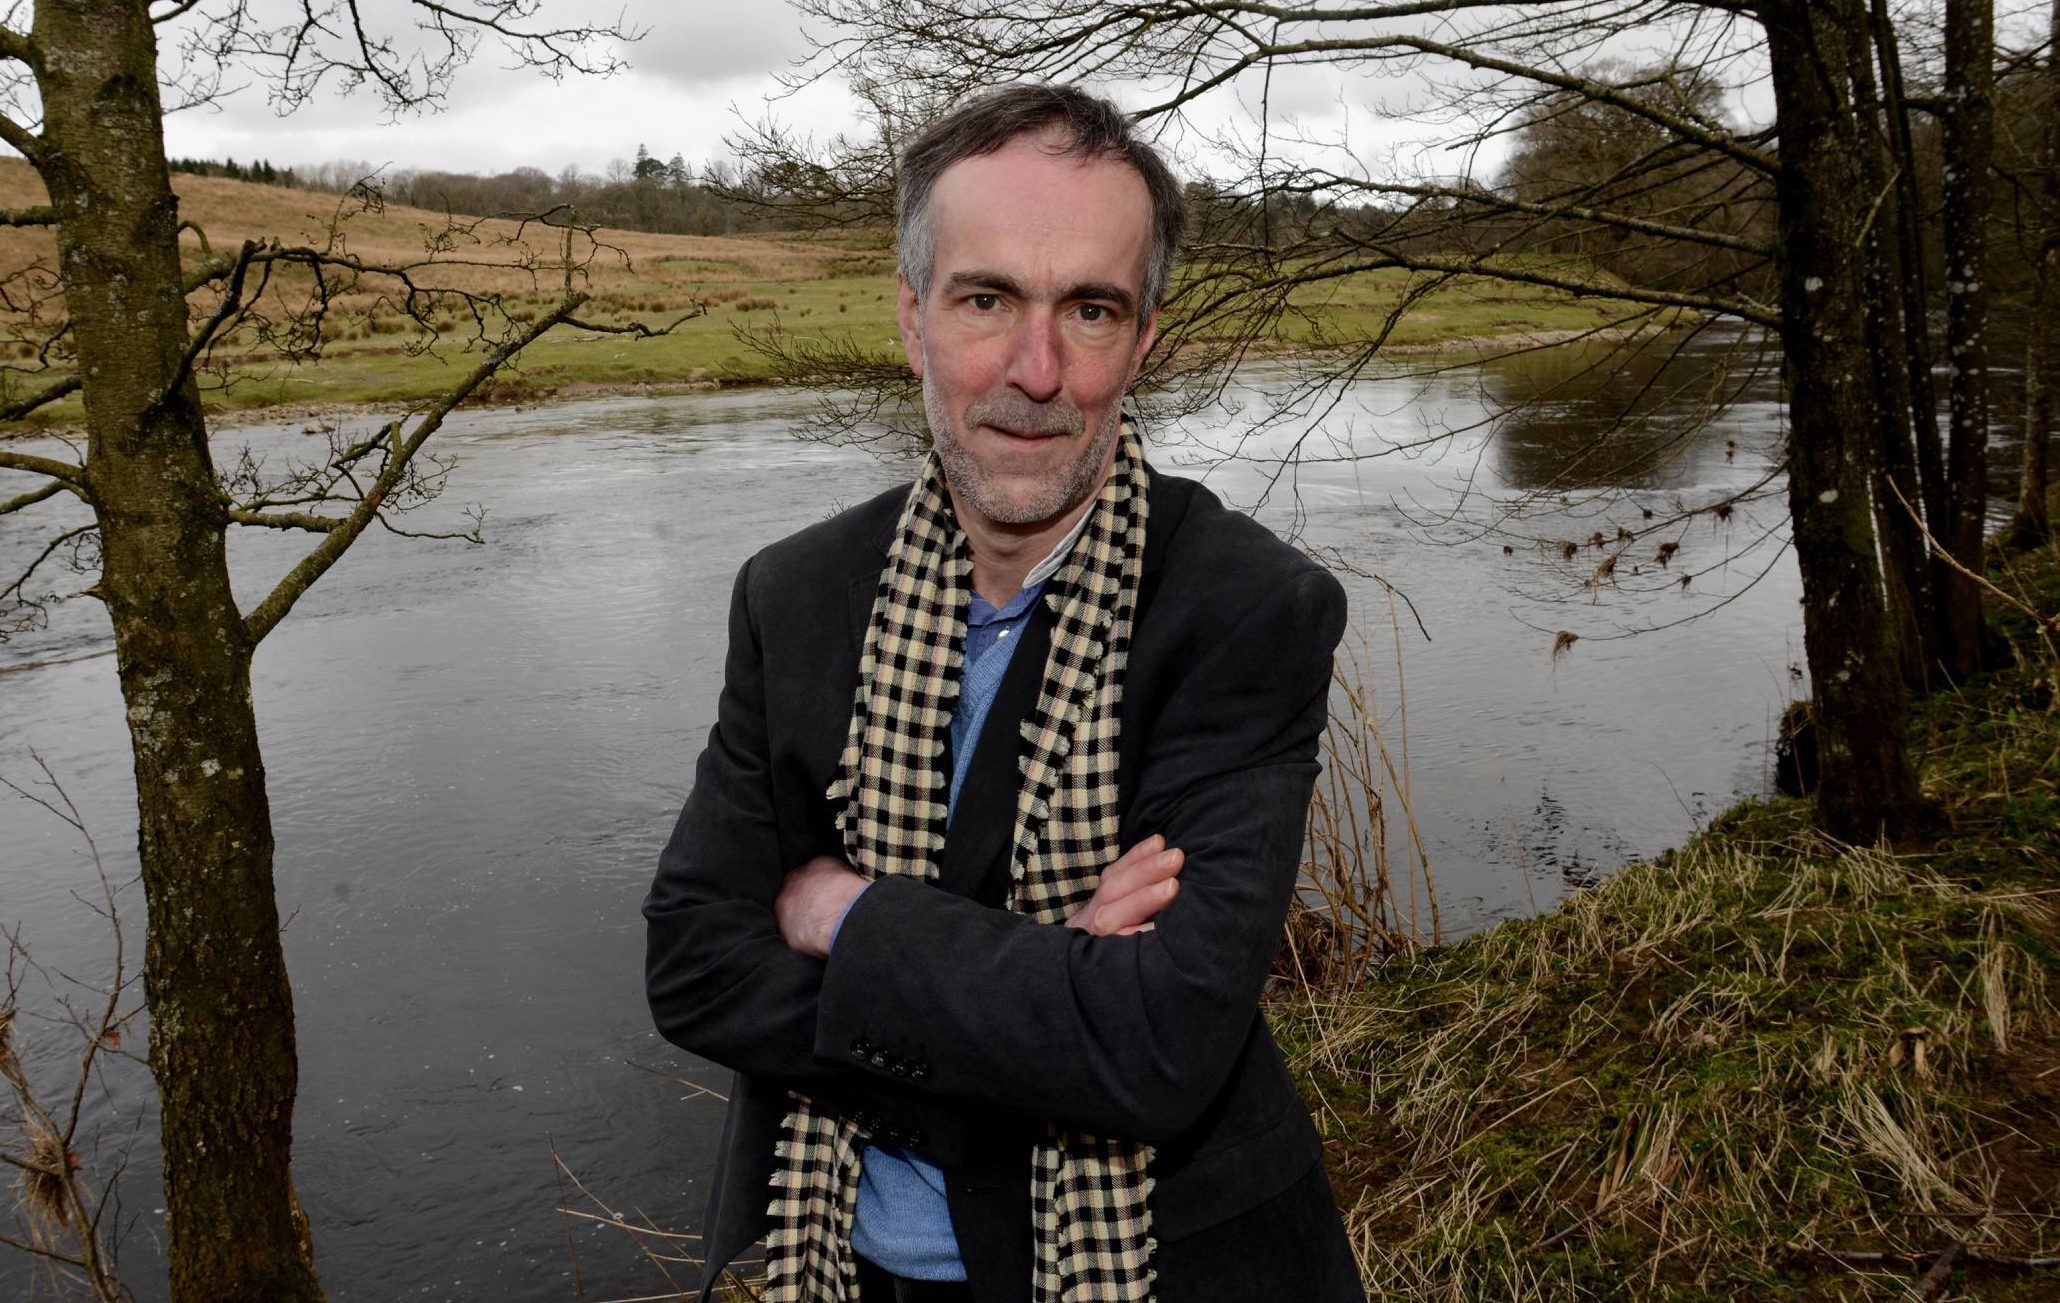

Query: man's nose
left=1004, top=309, right=1063, bottom=403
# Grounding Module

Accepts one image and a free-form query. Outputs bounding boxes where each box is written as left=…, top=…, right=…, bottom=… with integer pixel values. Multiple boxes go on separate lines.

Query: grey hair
left=896, top=83, right=1187, bottom=313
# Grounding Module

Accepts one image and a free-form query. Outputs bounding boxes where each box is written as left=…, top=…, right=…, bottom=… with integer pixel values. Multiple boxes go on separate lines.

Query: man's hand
left=780, top=838, right=1183, bottom=954
left=775, top=855, right=869, bottom=959
left=1067, top=834, right=1184, bottom=936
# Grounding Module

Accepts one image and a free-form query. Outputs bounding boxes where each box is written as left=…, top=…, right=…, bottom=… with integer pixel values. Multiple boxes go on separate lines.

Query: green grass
left=1274, top=535, right=2060, bottom=1300
left=0, top=168, right=1656, bottom=430
left=192, top=272, right=909, bottom=413
left=1264, top=263, right=1646, bottom=353
left=186, top=260, right=1645, bottom=421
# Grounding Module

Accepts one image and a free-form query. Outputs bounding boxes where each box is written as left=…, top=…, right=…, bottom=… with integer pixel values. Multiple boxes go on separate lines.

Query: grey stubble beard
left=924, top=372, right=1124, bottom=527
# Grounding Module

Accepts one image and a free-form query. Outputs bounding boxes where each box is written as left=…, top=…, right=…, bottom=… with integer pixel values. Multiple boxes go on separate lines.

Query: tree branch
left=151, top=0, right=210, bottom=23
left=1340, top=244, right=1779, bottom=326
left=1205, top=241, right=1779, bottom=329
left=561, top=307, right=708, bottom=337
left=1328, top=177, right=1773, bottom=255
left=0, top=445, right=86, bottom=487
left=243, top=291, right=591, bottom=643
left=0, top=108, right=42, bottom=165
left=0, top=205, right=55, bottom=227
left=0, top=376, right=84, bottom=426
left=2, top=523, right=94, bottom=608
left=160, top=240, right=261, bottom=406
left=0, top=27, right=38, bottom=67
left=225, top=507, right=346, bottom=533
left=0, top=478, right=68, bottom=516
left=0, top=1226, right=90, bottom=1270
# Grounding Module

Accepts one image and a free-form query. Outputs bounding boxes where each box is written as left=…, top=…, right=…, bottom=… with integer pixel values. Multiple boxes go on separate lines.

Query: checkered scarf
left=764, top=423, right=1155, bottom=1303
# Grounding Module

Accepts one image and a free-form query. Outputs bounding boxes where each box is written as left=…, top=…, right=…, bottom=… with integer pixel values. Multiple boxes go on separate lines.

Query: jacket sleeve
left=642, top=556, right=999, bottom=1159
left=813, top=564, right=1348, bottom=1145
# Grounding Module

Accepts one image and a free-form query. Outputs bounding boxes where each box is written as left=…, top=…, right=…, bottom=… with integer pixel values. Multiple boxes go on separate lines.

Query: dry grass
left=0, top=164, right=1653, bottom=427
left=1282, top=605, right=1443, bottom=999
left=0, top=158, right=902, bottom=421
left=1270, top=536, right=2060, bottom=1300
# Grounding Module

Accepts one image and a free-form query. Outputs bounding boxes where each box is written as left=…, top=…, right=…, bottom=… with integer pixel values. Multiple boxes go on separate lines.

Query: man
left=644, top=84, right=1361, bottom=1303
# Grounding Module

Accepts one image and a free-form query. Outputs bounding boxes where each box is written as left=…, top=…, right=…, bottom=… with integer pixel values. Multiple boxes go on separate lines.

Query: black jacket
left=644, top=466, right=1362, bottom=1302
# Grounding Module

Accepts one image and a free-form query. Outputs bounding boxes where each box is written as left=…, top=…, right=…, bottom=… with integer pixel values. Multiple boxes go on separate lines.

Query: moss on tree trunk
left=1761, top=0, right=1925, bottom=839
left=32, top=3, right=323, bottom=1299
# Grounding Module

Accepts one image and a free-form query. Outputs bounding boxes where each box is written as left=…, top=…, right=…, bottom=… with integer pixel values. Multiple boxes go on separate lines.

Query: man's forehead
left=926, top=134, right=1154, bottom=282
left=931, top=129, right=1146, bottom=197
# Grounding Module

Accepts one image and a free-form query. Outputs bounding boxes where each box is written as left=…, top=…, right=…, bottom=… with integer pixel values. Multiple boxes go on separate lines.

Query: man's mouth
left=984, top=423, right=1071, bottom=443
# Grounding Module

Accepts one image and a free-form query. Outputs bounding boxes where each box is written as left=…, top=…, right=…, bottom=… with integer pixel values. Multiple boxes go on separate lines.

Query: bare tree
left=1938, top=0, right=1999, bottom=675
left=748, top=0, right=1951, bottom=837
left=2003, top=0, right=2057, bottom=549
left=0, top=4, right=703, bottom=1299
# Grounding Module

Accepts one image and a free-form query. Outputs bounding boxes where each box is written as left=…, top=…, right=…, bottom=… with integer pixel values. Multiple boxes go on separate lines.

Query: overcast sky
left=12, top=0, right=1787, bottom=186
left=136, top=0, right=1568, bottom=185
left=153, top=1, right=849, bottom=178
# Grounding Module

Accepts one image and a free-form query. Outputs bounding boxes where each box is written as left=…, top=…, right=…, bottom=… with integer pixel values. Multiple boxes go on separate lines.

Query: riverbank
left=0, top=307, right=1649, bottom=442
left=0, top=165, right=1650, bottom=438
left=1272, top=530, right=2060, bottom=1299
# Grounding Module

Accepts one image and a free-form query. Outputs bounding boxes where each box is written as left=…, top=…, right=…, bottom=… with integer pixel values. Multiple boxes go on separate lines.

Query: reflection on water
left=1479, top=328, right=1785, bottom=492
left=1, top=340, right=1808, bottom=1299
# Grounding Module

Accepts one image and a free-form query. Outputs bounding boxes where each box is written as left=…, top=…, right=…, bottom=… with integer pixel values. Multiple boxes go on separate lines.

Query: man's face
left=897, top=131, right=1159, bottom=533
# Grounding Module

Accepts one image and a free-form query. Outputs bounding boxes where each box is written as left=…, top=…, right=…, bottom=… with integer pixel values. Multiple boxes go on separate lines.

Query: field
left=0, top=162, right=1643, bottom=427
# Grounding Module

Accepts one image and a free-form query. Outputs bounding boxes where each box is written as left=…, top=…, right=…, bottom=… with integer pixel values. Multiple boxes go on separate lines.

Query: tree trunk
left=2006, top=0, right=2057, bottom=550
left=1849, top=6, right=1933, bottom=688
left=1761, top=0, right=1925, bottom=840
left=1873, top=0, right=1951, bottom=551
left=31, top=3, right=324, bottom=1299
left=1936, top=0, right=1996, bottom=675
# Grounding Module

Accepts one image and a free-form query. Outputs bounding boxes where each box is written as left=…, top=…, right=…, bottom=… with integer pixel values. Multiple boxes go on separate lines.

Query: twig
left=1888, top=478, right=2059, bottom=634
left=1915, top=1241, right=1963, bottom=1298
left=1796, top=1242, right=2060, bottom=1269
left=0, top=755, right=133, bottom=1301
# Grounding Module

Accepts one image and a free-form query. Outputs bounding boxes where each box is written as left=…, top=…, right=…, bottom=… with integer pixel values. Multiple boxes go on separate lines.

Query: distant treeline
left=171, top=145, right=795, bottom=239
left=170, top=156, right=298, bottom=185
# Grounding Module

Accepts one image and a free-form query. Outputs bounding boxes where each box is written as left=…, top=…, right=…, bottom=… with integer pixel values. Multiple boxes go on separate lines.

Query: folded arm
left=646, top=549, right=1347, bottom=1150
left=813, top=567, right=1346, bottom=1144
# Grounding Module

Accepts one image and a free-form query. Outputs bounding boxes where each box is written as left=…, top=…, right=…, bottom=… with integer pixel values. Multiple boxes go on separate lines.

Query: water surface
left=1, top=344, right=1806, bottom=1299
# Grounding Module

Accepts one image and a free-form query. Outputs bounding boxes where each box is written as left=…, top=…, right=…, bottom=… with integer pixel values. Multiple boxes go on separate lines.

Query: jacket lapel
left=937, top=596, right=1055, bottom=906
left=933, top=465, right=1193, bottom=908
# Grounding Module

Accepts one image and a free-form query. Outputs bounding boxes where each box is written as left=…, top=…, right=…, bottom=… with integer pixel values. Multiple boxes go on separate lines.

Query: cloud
left=621, top=3, right=815, bottom=90
left=150, top=0, right=849, bottom=176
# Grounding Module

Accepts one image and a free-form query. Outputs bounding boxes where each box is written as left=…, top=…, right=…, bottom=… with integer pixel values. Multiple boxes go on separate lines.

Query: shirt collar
left=967, top=506, right=1092, bottom=627
left=1021, top=498, right=1096, bottom=590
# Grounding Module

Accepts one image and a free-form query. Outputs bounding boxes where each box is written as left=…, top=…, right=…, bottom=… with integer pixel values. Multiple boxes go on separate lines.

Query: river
left=1, top=337, right=1813, bottom=1299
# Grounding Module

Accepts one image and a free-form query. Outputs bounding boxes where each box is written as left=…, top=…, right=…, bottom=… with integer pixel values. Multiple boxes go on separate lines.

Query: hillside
left=0, top=162, right=1643, bottom=423
left=0, top=158, right=902, bottom=419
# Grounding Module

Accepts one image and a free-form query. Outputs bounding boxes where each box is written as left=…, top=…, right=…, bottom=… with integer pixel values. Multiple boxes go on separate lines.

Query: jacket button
left=910, top=1063, right=931, bottom=1082
left=869, top=1050, right=891, bottom=1070
left=850, top=1039, right=871, bottom=1061
left=907, top=1128, right=926, bottom=1146
left=889, top=1059, right=909, bottom=1076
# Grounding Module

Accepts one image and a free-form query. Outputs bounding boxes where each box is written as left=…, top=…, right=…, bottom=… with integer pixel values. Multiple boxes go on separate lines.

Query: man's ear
left=896, top=271, right=924, bottom=378
left=1133, top=305, right=1160, bottom=370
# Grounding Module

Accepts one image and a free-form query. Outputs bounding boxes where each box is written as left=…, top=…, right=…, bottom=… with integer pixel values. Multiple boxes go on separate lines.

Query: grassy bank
left=1274, top=537, right=2060, bottom=1299
left=0, top=163, right=1642, bottom=429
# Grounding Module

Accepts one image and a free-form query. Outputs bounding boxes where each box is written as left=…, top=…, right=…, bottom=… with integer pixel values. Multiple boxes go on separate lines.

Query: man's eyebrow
left=1066, top=282, right=1138, bottom=314
left=942, top=270, right=1137, bottom=314
left=944, top=269, right=1026, bottom=298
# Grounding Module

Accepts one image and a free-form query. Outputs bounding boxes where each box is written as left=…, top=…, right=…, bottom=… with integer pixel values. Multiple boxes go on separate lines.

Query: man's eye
left=970, top=294, right=999, bottom=311
left=1079, top=304, right=1109, bottom=322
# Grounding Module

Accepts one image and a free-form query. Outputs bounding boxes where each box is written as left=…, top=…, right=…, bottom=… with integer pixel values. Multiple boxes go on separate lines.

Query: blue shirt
left=838, top=578, right=1048, bottom=1280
